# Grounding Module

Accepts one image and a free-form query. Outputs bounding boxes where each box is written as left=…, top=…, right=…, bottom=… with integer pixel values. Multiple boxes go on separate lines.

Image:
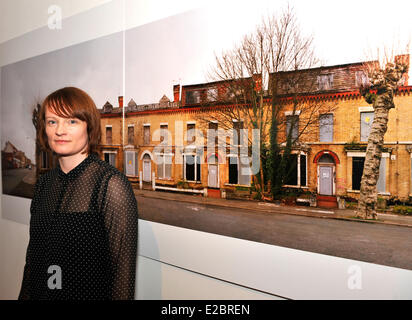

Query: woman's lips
left=55, top=140, right=70, bottom=143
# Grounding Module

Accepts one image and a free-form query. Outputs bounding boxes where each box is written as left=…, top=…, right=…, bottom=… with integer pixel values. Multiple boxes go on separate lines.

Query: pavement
left=133, top=188, right=412, bottom=229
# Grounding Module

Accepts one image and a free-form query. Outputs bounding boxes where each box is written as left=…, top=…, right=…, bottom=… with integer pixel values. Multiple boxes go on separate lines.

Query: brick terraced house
left=98, top=55, right=412, bottom=207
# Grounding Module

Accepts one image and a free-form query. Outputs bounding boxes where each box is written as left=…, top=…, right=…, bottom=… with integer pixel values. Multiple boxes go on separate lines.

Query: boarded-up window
left=286, top=115, right=299, bottom=141
left=239, top=156, right=251, bottom=186
left=157, top=155, right=164, bottom=178
left=317, top=74, right=333, bottom=90
left=156, top=154, right=172, bottom=179
left=377, top=158, right=386, bottom=193
left=124, top=151, right=138, bottom=176
left=187, top=123, right=195, bottom=143
left=106, top=127, right=112, bottom=145
left=165, top=155, right=172, bottom=179
left=144, top=125, right=150, bottom=145
left=352, top=157, right=365, bottom=190
left=233, top=120, right=244, bottom=145
left=128, top=126, right=134, bottom=145
left=160, top=124, right=168, bottom=144
left=355, top=71, right=369, bottom=87
left=319, top=114, right=333, bottom=142
left=207, top=88, right=218, bottom=101
left=208, top=122, right=218, bottom=146
left=360, top=112, right=374, bottom=142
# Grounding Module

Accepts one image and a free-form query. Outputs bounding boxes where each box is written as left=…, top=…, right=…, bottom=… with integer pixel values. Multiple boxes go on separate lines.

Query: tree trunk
left=356, top=102, right=391, bottom=219
left=356, top=59, right=408, bottom=220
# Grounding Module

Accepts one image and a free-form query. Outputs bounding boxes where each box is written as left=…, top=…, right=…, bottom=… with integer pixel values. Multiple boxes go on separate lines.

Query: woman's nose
left=55, top=122, right=67, bottom=135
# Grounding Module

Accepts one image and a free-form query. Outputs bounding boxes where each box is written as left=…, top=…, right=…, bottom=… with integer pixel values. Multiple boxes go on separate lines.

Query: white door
left=143, top=156, right=151, bottom=182
left=319, top=166, right=333, bottom=195
left=208, top=164, right=218, bottom=188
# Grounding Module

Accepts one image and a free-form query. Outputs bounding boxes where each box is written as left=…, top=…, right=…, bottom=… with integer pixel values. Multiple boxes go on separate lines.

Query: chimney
left=173, top=84, right=181, bottom=102
left=118, top=96, right=123, bottom=108
left=395, top=54, right=410, bottom=86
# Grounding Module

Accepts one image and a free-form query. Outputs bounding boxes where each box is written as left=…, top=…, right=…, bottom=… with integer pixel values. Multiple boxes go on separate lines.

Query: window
left=317, top=74, right=333, bottom=91
left=207, top=88, right=218, bottom=102
left=184, top=155, right=201, bottom=182
left=228, top=157, right=238, bottom=184
left=360, top=112, right=374, bottom=142
left=144, top=125, right=150, bottom=145
left=284, top=153, right=307, bottom=187
left=124, top=151, right=138, bottom=176
left=208, top=122, right=218, bottom=146
left=376, top=158, right=386, bottom=193
left=104, top=152, right=116, bottom=167
left=352, top=156, right=386, bottom=192
left=227, top=87, right=242, bottom=100
left=106, top=126, right=112, bottom=145
left=319, top=114, right=333, bottom=142
left=186, top=90, right=201, bottom=104
left=156, top=154, right=172, bottom=179
left=286, top=115, right=299, bottom=141
left=355, top=71, right=369, bottom=87
left=352, top=157, right=365, bottom=191
left=228, top=156, right=251, bottom=185
left=160, top=124, right=168, bottom=144
left=127, top=126, right=134, bottom=145
left=233, top=120, right=244, bottom=146
left=187, top=123, right=196, bottom=143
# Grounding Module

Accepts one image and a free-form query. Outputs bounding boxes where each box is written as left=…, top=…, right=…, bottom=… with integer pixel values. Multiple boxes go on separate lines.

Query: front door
left=319, top=166, right=333, bottom=195
left=143, top=160, right=151, bottom=182
left=208, top=164, right=218, bottom=188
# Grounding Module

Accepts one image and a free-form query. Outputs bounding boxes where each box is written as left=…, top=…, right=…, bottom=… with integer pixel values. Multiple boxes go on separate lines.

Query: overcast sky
left=128, top=0, right=412, bottom=103
left=1, top=0, right=411, bottom=161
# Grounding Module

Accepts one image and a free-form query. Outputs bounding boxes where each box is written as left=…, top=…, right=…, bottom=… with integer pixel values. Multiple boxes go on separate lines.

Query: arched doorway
left=317, top=153, right=335, bottom=196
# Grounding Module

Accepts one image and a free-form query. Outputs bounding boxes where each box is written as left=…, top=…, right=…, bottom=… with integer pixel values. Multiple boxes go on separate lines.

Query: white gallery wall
left=2, top=0, right=412, bottom=300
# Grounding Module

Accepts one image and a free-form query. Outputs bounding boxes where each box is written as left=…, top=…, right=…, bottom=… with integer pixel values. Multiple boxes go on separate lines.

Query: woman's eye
left=69, top=119, right=78, bottom=124
left=47, top=120, right=56, bottom=125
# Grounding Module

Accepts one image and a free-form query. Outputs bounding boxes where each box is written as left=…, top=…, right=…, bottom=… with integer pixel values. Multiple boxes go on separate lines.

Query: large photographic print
left=1, top=31, right=123, bottom=198
left=2, top=0, right=412, bottom=276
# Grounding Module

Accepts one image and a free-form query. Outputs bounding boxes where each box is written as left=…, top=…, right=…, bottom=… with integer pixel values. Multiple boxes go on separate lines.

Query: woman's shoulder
left=91, top=156, right=135, bottom=196
left=92, top=154, right=128, bottom=180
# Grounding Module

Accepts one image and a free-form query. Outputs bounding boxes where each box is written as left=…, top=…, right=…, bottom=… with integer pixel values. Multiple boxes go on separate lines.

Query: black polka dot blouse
left=18, top=153, right=138, bottom=300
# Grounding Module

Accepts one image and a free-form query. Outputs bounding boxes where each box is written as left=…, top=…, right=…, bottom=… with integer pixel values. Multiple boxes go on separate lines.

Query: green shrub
left=393, top=205, right=412, bottom=215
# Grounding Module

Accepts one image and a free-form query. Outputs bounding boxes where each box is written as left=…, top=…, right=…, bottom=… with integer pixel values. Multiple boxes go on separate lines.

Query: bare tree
left=197, top=5, right=335, bottom=199
left=356, top=50, right=409, bottom=219
left=196, top=24, right=271, bottom=195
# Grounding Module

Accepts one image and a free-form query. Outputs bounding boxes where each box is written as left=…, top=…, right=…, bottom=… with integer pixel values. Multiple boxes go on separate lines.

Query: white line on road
left=295, top=208, right=334, bottom=214
left=258, top=203, right=280, bottom=207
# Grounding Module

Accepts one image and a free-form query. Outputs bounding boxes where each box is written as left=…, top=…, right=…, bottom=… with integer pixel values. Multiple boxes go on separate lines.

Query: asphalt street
left=137, top=195, right=412, bottom=271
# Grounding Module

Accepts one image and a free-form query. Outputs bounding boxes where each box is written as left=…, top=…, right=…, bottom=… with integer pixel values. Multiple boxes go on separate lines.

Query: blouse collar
left=57, top=153, right=97, bottom=180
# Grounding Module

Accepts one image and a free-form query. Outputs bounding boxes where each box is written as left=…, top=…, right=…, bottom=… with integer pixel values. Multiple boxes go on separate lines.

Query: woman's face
left=45, top=107, right=89, bottom=157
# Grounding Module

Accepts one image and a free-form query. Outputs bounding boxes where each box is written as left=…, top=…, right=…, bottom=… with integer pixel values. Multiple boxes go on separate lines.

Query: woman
left=19, top=87, right=138, bottom=300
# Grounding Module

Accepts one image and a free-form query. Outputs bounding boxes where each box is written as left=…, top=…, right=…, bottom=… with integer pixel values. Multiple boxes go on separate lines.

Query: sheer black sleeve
left=101, top=173, right=138, bottom=300
left=18, top=175, right=42, bottom=300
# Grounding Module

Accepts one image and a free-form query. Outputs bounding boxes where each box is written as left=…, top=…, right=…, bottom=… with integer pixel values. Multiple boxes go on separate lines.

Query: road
left=2, top=167, right=34, bottom=198
left=137, top=195, right=412, bottom=271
